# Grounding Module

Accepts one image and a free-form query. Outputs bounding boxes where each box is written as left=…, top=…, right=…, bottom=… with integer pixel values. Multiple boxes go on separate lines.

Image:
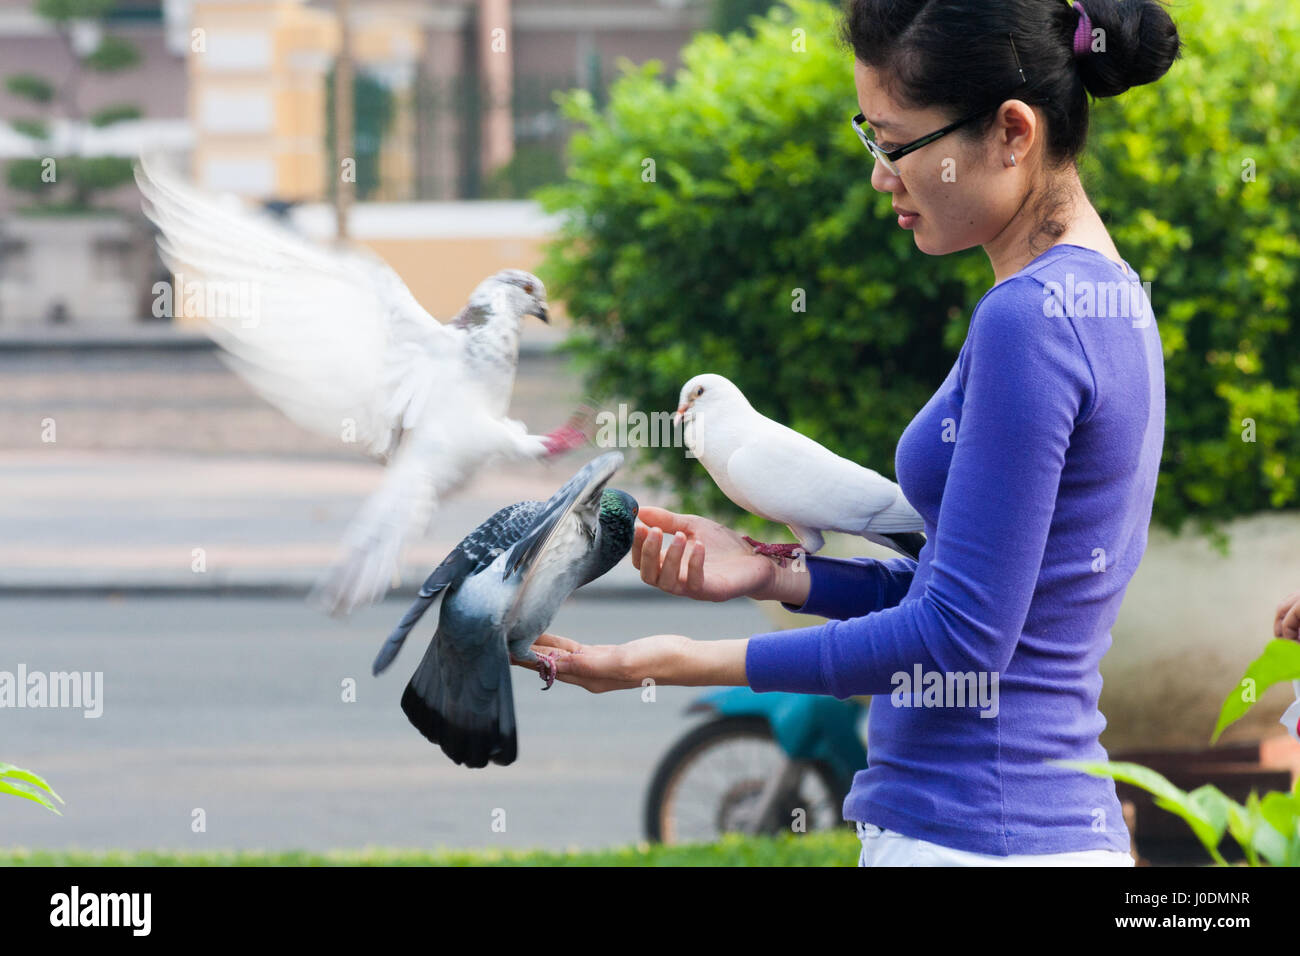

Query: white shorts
left=856, top=821, right=1135, bottom=867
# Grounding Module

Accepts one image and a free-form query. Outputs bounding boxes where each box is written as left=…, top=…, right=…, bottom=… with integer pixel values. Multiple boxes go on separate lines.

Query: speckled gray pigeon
left=372, top=452, right=637, bottom=768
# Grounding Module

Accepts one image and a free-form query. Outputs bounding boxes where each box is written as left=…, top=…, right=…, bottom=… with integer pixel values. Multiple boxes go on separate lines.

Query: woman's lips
left=895, top=207, right=919, bottom=229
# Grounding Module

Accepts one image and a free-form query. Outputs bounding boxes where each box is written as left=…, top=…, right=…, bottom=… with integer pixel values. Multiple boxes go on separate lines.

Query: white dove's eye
left=523, top=282, right=534, bottom=295
left=695, top=386, right=705, bottom=398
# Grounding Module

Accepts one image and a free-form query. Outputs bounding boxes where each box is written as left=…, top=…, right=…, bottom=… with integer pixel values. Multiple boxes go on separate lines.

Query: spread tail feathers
left=400, top=633, right=518, bottom=768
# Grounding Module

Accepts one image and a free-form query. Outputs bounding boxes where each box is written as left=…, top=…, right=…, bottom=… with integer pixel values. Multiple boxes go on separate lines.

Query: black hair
left=841, top=0, right=1182, bottom=164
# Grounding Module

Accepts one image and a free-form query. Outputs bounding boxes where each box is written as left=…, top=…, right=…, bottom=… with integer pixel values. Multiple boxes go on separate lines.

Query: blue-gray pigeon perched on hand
left=372, top=452, right=637, bottom=767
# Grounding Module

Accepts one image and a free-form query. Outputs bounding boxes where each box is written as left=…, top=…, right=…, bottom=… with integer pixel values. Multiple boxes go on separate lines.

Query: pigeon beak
left=530, top=304, right=550, bottom=324
left=672, top=404, right=688, bottom=427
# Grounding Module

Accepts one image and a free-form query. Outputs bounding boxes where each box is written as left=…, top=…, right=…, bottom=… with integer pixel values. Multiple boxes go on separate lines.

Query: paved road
left=0, top=346, right=791, bottom=853
left=1, top=594, right=774, bottom=852
left=0, top=347, right=684, bottom=592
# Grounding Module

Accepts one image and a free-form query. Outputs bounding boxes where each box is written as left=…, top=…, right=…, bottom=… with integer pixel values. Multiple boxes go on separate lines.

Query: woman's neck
left=983, top=165, right=1125, bottom=282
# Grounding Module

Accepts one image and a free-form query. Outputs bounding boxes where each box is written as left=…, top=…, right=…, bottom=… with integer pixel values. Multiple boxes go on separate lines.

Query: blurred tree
left=4, top=0, right=142, bottom=210
left=324, top=66, right=395, bottom=201
left=710, top=0, right=785, bottom=35
left=538, top=0, right=1300, bottom=548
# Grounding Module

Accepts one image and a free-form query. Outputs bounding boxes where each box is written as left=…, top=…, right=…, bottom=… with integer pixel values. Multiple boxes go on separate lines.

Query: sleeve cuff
left=745, top=624, right=830, bottom=696
left=781, top=554, right=882, bottom=618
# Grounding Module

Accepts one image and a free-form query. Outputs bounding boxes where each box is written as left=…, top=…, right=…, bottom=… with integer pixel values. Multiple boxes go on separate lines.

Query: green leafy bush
left=538, top=0, right=1299, bottom=543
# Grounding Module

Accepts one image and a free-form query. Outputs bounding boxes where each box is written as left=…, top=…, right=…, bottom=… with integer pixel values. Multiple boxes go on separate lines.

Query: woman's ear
left=995, top=99, right=1038, bottom=167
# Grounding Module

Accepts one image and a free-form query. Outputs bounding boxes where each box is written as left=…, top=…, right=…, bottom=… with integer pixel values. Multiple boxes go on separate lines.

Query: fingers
left=1283, top=601, right=1300, bottom=642
left=636, top=505, right=696, bottom=536
left=639, top=526, right=666, bottom=588
left=552, top=645, right=639, bottom=693
left=687, top=539, right=706, bottom=596
left=630, top=522, right=648, bottom=572
left=658, top=531, right=689, bottom=594
left=1275, top=591, right=1300, bottom=636
left=533, top=632, right=584, bottom=653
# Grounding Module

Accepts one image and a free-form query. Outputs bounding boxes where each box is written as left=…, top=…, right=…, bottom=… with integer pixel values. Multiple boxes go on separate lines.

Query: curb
left=0, top=580, right=667, bottom=601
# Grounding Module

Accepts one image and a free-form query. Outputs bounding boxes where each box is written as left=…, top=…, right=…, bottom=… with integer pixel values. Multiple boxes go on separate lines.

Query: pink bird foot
left=542, top=424, right=589, bottom=456
left=541, top=405, right=597, bottom=456
left=535, top=652, right=557, bottom=690
left=742, top=536, right=806, bottom=561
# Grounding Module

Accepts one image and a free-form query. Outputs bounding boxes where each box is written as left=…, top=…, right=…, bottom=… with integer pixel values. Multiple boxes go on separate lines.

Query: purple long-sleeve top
left=744, top=243, right=1165, bottom=855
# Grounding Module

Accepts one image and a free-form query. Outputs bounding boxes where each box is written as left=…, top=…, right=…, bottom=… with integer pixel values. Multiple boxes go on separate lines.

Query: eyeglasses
left=851, top=33, right=1028, bottom=177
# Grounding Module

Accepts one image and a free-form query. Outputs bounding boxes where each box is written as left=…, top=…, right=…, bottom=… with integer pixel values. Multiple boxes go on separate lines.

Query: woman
left=519, top=0, right=1181, bottom=865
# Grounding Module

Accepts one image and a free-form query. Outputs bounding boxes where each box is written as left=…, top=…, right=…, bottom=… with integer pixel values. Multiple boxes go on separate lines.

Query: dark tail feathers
left=883, top=532, right=927, bottom=560
left=400, top=633, right=518, bottom=768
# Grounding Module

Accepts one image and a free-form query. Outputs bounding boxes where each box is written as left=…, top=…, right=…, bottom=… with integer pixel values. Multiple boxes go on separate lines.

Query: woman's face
left=854, top=60, right=1029, bottom=257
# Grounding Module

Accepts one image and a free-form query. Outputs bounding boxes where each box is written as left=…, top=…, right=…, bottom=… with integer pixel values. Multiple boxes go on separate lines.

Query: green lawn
left=0, top=831, right=860, bottom=867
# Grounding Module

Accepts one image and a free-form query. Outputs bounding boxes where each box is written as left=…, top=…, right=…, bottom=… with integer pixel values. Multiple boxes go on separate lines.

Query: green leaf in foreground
left=1054, top=760, right=1231, bottom=864
left=0, top=763, right=64, bottom=815
left=1212, top=639, right=1300, bottom=743
left=2, top=775, right=63, bottom=813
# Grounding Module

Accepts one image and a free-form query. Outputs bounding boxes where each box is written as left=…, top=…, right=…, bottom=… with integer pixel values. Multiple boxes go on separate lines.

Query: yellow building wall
left=357, top=236, right=568, bottom=324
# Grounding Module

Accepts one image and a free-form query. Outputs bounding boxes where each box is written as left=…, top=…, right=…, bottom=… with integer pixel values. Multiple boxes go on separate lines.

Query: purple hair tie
left=1072, top=1, right=1093, bottom=59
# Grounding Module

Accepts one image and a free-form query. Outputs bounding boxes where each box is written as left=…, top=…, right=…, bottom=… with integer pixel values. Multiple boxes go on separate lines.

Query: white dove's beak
left=673, top=404, right=688, bottom=427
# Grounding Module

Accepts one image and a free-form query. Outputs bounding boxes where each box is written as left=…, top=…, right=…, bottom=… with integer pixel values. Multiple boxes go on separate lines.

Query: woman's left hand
left=512, top=632, right=748, bottom=692
left=512, top=633, right=689, bottom=693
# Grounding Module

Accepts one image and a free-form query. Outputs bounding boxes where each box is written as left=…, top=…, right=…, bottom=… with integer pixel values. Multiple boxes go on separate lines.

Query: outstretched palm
left=631, top=505, right=779, bottom=602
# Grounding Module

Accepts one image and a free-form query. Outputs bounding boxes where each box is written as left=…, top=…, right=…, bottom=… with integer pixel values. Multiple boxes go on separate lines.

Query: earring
left=1006, top=153, right=1017, bottom=167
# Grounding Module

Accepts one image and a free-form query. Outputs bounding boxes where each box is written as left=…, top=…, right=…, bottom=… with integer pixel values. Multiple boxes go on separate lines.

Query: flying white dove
left=674, top=373, right=926, bottom=560
left=135, top=155, right=590, bottom=615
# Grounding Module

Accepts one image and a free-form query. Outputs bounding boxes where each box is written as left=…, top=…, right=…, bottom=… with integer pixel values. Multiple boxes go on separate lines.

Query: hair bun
left=1076, top=0, right=1182, bottom=98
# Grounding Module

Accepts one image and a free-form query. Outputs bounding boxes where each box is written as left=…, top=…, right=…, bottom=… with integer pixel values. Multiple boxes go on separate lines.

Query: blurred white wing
left=136, top=154, right=461, bottom=459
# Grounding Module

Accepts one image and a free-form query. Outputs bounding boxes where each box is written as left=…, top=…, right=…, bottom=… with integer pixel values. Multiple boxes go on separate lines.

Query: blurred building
left=0, top=0, right=191, bottom=324
left=0, top=0, right=707, bottom=326
left=189, top=0, right=706, bottom=202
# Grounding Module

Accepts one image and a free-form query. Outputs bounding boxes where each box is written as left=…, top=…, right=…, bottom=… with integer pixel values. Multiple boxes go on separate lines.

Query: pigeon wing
left=372, top=500, right=543, bottom=675
left=725, top=427, right=921, bottom=535
left=136, top=154, right=461, bottom=459
left=498, top=452, right=623, bottom=633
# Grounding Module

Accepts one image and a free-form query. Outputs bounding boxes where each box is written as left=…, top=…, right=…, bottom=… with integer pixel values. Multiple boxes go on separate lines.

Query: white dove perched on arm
left=135, top=155, right=589, bottom=615
left=674, top=373, right=926, bottom=560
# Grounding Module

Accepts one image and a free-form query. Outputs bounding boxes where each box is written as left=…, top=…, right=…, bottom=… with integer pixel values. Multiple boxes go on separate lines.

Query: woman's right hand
left=630, top=505, right=810, bottom=606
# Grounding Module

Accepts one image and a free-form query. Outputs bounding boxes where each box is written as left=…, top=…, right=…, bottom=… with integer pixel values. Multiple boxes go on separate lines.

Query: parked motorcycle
left=644, top=687, right=868, bottom=843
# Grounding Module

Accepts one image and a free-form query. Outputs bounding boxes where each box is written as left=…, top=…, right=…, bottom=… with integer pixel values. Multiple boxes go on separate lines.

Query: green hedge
left=538, top=0, right=1299, bottom=546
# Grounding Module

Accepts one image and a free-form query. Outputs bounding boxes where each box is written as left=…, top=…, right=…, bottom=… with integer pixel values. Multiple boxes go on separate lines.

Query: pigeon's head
left=673, top=373, right=748, bottom=428
left=585, top=488, right=638, bottom=583
left=487, top=269, right=549, bottom=324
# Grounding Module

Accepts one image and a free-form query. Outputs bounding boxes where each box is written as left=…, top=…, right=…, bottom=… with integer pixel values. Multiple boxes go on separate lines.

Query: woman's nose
left=870, top=157, right=901, bottom=193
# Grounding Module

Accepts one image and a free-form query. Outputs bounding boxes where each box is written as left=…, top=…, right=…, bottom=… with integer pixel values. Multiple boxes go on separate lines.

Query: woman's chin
left=911, top=227, right=961, bottom=257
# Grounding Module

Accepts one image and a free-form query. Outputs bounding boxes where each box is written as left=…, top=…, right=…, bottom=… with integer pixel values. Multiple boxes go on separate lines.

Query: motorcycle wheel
left=643, top=716, right=847, bottom=844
